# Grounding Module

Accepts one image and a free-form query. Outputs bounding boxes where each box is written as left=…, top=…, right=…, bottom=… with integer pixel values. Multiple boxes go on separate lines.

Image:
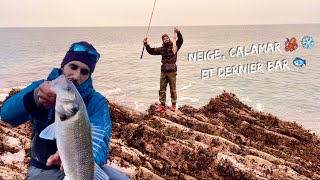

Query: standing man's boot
left=157, top=103, right=165, bottom=113
left=171, top=103, right=176, bottom=111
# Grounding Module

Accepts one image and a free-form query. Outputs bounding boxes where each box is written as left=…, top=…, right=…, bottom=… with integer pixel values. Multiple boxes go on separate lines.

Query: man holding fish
left=1, top=41, right=130, bottom=180
left=143, top=27, right=184, bottom=113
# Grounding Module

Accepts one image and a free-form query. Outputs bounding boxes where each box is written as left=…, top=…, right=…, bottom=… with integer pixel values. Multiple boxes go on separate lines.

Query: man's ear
left=59, top=67, right=64, bottom=75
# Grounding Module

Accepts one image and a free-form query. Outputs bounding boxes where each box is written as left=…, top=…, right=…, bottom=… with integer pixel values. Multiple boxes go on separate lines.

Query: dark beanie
left=61, top=41, right=98, bottom=74
left=162, top=34, right=169, bottom=40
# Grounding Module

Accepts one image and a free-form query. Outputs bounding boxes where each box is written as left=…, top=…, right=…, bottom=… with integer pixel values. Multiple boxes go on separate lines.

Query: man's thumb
left=46, top=155, right=54, bottom=166
left=46, top=153, right=59, bottom=166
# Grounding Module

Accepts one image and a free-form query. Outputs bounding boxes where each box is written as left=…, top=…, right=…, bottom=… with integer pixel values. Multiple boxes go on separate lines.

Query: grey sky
left=1, top=0, right=319, bottom=27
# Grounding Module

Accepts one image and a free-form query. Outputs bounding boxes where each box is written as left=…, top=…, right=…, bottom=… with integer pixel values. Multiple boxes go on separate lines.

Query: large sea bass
left=40, top=75, right=108, bottom=180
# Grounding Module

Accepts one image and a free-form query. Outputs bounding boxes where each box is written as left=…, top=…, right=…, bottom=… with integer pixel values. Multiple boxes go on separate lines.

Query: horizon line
left=0, top=23, right=319, bottom=28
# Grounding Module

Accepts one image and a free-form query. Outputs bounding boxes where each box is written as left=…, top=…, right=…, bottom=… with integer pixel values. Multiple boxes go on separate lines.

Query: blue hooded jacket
left=1, top=68, right=112, bottom=168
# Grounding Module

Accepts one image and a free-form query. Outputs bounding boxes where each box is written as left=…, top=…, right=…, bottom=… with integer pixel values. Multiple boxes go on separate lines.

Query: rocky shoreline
left=1, top=89, right=319, bottom=179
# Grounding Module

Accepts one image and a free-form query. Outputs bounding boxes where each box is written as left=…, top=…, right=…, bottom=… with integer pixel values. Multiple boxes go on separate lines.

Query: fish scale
left=56, top=112, right=94, bottom=180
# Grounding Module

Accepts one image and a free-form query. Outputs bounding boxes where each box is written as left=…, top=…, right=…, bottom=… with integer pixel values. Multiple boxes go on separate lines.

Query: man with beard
left=1, top=41, right=130, bottom=180
left=143, top=27, right=183, bottom=112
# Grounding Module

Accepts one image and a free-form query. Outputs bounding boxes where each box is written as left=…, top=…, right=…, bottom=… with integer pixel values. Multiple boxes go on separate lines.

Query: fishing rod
left=140, top=0, right=157, bottom=59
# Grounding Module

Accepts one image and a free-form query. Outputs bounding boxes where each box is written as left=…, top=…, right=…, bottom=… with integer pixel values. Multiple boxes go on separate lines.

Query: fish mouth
left=69, top=79, right=79, bottom=87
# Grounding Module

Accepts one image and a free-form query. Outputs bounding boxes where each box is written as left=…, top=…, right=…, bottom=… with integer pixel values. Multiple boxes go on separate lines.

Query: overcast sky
left=1, top=0, right=319, bottom=27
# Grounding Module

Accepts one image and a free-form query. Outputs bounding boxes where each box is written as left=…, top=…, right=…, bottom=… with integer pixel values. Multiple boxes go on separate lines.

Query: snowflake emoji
left=301, top=36, right=315, bottom=49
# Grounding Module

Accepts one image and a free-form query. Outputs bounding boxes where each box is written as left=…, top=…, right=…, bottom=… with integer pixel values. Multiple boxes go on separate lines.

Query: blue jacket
left=1, top=68, right=112, bottom=168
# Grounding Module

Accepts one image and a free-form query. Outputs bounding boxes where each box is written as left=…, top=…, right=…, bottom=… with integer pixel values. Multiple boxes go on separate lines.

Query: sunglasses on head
left=69, top=44, right=100, bottom=62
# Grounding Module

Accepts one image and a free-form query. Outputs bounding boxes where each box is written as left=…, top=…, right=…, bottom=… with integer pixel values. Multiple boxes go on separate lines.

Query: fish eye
left=71, top=104, right=79, bottom=114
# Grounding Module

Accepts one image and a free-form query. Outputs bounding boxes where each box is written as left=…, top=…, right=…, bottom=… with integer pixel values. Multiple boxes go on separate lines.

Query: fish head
left=295, top=57, right=301, bottom=61
left=293, top=57, right=306, bottom=67
left=49, top=75, right=80, bottom=120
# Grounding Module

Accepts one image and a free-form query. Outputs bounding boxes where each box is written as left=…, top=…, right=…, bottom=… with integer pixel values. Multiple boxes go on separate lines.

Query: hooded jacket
left=145, top=31, right=183, bottom=72
left=1, top=68, right=111, bottom=168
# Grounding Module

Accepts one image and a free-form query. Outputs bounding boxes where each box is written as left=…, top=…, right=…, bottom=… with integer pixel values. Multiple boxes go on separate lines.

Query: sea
left=0, top=25, right=319, bottom=134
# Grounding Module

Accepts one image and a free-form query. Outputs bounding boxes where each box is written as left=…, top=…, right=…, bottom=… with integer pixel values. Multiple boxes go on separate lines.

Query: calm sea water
left=0, top=25, right=319, bottom=134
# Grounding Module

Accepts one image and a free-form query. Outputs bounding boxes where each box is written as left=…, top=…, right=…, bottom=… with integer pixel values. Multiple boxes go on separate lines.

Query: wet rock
left=1, top=89, right=320, bottom=179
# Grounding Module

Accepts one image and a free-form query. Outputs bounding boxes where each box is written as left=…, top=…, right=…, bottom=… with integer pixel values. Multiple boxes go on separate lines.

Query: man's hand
left=38, top=81, right=56, bottom=108
left=174, top=27, right=180, bottom=33
left=47, top=151, right=64, bottom=171
left=143, top=37, right=148, bottom=45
